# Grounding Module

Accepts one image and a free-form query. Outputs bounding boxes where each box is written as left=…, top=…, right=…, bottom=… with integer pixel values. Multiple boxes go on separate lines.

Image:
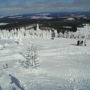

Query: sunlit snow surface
left=0, top=38, right=90, bottom=90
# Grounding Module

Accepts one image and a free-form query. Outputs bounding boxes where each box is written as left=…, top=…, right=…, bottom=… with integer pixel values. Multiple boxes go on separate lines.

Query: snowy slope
left=0, top=37, right=90, bottom=90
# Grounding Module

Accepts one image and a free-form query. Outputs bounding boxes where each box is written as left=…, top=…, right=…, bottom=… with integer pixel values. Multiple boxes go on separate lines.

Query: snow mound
left=0, top=44, right=4, bottom=50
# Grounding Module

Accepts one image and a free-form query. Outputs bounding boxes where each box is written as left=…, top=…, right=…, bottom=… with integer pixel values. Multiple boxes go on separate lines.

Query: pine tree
left=23, top=45, right=39, bottom=68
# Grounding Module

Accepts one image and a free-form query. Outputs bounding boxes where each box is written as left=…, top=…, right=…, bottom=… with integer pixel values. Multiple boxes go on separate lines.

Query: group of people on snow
left=77, top=40, right=86, bottom=46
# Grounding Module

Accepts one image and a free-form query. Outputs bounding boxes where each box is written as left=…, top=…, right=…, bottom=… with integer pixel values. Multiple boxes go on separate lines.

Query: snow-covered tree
left=22, top=45, right=39, bottom=68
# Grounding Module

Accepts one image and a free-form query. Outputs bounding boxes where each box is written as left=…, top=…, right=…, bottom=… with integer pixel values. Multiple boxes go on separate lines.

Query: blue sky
left=0, top=0, right=90, bottom=16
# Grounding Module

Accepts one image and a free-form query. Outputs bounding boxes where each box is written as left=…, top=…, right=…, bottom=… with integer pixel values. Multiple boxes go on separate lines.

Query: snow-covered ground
left=0, top=23, right=8, bottom=26
left=0, top=36, right=90, bottom=90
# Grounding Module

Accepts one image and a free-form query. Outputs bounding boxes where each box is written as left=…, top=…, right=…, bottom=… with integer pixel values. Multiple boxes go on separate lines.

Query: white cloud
left=0, top=0, right=90, bottom=16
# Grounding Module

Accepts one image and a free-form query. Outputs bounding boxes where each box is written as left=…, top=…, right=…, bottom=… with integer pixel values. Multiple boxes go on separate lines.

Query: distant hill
left=0, top=11, right=90, bottom=33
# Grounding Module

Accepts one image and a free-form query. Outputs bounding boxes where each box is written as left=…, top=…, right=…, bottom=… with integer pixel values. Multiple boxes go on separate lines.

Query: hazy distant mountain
left=0, top=11, right=90, bottom=20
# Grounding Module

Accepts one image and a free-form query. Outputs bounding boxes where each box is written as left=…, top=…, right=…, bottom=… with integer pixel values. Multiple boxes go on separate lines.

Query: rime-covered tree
left=23, top=45, right=39, bottom=68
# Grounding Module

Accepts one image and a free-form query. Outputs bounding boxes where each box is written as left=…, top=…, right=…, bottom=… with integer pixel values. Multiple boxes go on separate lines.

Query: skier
left=80, top=40, right=83, bottom=46
left=77, top=40, right=80, bottom=46
left=84, top=40, right=86, bottom=46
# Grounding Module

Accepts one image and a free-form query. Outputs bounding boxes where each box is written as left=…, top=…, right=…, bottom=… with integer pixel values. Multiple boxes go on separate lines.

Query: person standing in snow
left=84, top=40, right=86, bottom=46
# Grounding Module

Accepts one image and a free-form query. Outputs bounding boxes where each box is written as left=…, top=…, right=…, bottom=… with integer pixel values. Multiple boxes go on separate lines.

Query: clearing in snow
left=0, top=37, right=90, bottom=90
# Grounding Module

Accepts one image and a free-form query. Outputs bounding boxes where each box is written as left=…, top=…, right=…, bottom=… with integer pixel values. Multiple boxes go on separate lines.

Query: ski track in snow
left=0, top=38, right=90, bottom=90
